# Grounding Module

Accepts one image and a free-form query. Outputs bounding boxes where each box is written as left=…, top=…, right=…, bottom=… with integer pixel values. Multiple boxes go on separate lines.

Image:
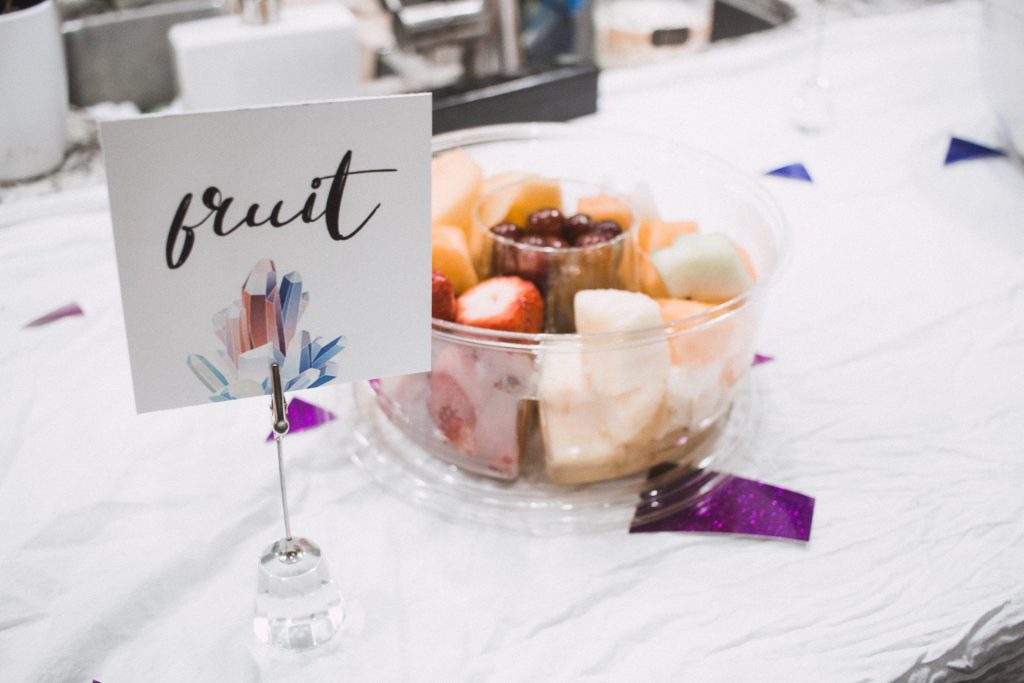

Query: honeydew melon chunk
left=432, top=225, right=478, bottom=294
left=650, top=233, right=754, bottom=303
left=576, top=192, right=633, bottom=228
left=431, top=149, right=484, bottom=240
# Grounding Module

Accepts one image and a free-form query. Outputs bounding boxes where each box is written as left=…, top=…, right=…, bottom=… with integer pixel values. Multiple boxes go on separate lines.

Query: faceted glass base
left=253, top=537, right=344, bottom=650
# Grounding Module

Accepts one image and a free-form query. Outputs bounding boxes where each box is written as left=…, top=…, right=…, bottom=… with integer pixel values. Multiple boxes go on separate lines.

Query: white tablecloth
left=3, top=2, right=1024, bottom=680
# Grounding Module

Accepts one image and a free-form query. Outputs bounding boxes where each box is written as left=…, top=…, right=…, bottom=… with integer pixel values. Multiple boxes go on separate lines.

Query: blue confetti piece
left=765, top=163, right=813, bottom=183
left=944, top=136, right=1006, bottom=165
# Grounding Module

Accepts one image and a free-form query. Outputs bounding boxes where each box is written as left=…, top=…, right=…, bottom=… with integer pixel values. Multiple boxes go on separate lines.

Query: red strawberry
left=427, top=371, right=476, bottom=450
left=427, top=344, right=529, bottom=480
left=431, top=271, right=457, bottom=322
left=456, top=276, right=544, bottom=333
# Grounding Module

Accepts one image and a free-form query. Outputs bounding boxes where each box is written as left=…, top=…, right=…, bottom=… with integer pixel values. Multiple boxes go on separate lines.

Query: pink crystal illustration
left=187, top=259, right=344, bottom=401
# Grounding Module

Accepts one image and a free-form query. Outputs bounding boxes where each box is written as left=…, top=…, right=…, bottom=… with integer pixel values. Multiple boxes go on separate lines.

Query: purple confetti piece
left=765, top=163, right=813, bottom=183
left=944, top=136, right=1006, bottom=165
left=24, top=302, right=83, bottom=328
left=631, top=469, right=814, bottom=541
left=265, top=397, right=336, bottom=441
left=753, top=353, right=775, bottom=366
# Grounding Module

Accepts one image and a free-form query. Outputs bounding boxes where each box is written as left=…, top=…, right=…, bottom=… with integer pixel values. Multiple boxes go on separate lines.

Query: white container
left=594, top=0, right=714, bottom=69
left=169, top=0, right=360, bottom=111
left=0, top=0, right=68, bottom=182
left=980, top=0, right=1024, bottom=157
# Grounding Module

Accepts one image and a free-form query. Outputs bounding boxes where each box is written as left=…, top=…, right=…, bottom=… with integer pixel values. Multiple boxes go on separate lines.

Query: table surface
left=3, top=1, right=1024, bottom=681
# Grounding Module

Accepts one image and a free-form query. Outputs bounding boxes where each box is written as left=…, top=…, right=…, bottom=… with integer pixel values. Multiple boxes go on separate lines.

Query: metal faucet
left=380, top=0, right=523, bottom=84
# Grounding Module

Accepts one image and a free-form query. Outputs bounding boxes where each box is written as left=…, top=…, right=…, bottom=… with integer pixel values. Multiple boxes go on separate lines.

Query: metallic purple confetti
left=944, top=136, right=1006, bottom=165
left=765, top=163, right=813, bottom=183
left=25, top=302, right=83, bottom=328
left=631, top=470, right=814, bottom=541
left=753, top=353, right=775, bottom=366
left=265, top=397, right=336, bottom=441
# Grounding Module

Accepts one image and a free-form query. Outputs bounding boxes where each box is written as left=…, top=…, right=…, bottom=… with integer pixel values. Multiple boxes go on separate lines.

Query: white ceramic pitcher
left=0, top=0, right=68, bottom=182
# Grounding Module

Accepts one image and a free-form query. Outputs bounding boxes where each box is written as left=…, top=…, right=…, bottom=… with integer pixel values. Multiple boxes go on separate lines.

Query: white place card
left=101, top=95, right=432, bottom=413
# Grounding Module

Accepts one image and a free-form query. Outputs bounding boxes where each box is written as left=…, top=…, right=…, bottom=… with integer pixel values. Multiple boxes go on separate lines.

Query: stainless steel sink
left=62, top=0, right=225, bottom=111
left=712, top=0, right=795, bottom=42
left=61, top=0, right=793, bottom=112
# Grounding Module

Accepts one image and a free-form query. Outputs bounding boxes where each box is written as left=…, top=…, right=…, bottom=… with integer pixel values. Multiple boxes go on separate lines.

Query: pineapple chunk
left=432, top=225, right=478, bottom=294
left=431, top=149, right=484, bottom=240
left=539, top=290, right=671, bottom=484
left=576, top=192, right=633, bottom=229
left=478, top=174, right=563, bottom=228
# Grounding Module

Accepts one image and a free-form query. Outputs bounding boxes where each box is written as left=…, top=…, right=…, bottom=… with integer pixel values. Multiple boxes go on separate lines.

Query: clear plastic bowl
left=349, top=123, right=788, bottom=533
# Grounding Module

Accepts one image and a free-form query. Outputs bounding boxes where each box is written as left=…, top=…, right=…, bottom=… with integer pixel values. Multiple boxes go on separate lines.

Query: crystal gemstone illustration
left=188, top=259, right=344, bottom=401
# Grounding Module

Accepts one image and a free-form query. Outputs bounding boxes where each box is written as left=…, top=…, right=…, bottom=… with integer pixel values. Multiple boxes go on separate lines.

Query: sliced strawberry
left=456, top=276, right=544, bottom=333
left=431, top=271, right=457, bottom=322
left=427, top=371, right=476, bottom=450
left=427, top=344, right=531, bottom=480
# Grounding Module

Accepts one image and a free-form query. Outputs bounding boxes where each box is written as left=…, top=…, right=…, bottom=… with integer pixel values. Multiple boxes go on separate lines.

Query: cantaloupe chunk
left=734, top=242, right=757, bottom=281
left=432, top=150, right=484, bottom=239
left=432, top=225, right=478, bottom=294
left=576, top=192, right=633, bottom=229
left=637, top=220, right=699, bottom=254
left=657, top=298, right=744, bottom=366
left=478, top=175, right=563, bottom=228
left=657, top=298, right=713, bottom=325
left=638, top=251, right=669, bottom=299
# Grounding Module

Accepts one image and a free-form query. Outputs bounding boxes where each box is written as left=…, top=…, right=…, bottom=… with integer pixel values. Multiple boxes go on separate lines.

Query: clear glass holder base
left=253, top=537, right=345, bottom=650
left=791, top=75, right=834, bottom=133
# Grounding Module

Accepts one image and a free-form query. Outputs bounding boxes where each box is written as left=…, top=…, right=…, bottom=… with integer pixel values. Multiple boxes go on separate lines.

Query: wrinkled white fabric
left=2, top=2, right=1023, bottom=681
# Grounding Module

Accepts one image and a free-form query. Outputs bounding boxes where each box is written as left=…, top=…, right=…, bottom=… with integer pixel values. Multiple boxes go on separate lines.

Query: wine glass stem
left=812, top=0, right=826, bottom=80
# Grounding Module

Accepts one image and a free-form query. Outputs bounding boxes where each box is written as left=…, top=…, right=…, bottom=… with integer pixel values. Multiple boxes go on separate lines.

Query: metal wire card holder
left=252, top=362, right=344, bottom=650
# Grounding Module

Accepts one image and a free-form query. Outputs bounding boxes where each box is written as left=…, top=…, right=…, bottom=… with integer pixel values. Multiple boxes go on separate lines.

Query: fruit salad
left=374, top=145, right=767, bottom=486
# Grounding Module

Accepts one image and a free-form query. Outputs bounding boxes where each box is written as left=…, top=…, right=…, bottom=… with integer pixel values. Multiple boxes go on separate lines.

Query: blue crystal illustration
left=187, top=258, right=345, bottom=401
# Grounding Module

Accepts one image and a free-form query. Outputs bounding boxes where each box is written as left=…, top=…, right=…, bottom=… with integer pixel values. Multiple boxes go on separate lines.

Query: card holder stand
left=252, top=363, right=344, bottom=650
